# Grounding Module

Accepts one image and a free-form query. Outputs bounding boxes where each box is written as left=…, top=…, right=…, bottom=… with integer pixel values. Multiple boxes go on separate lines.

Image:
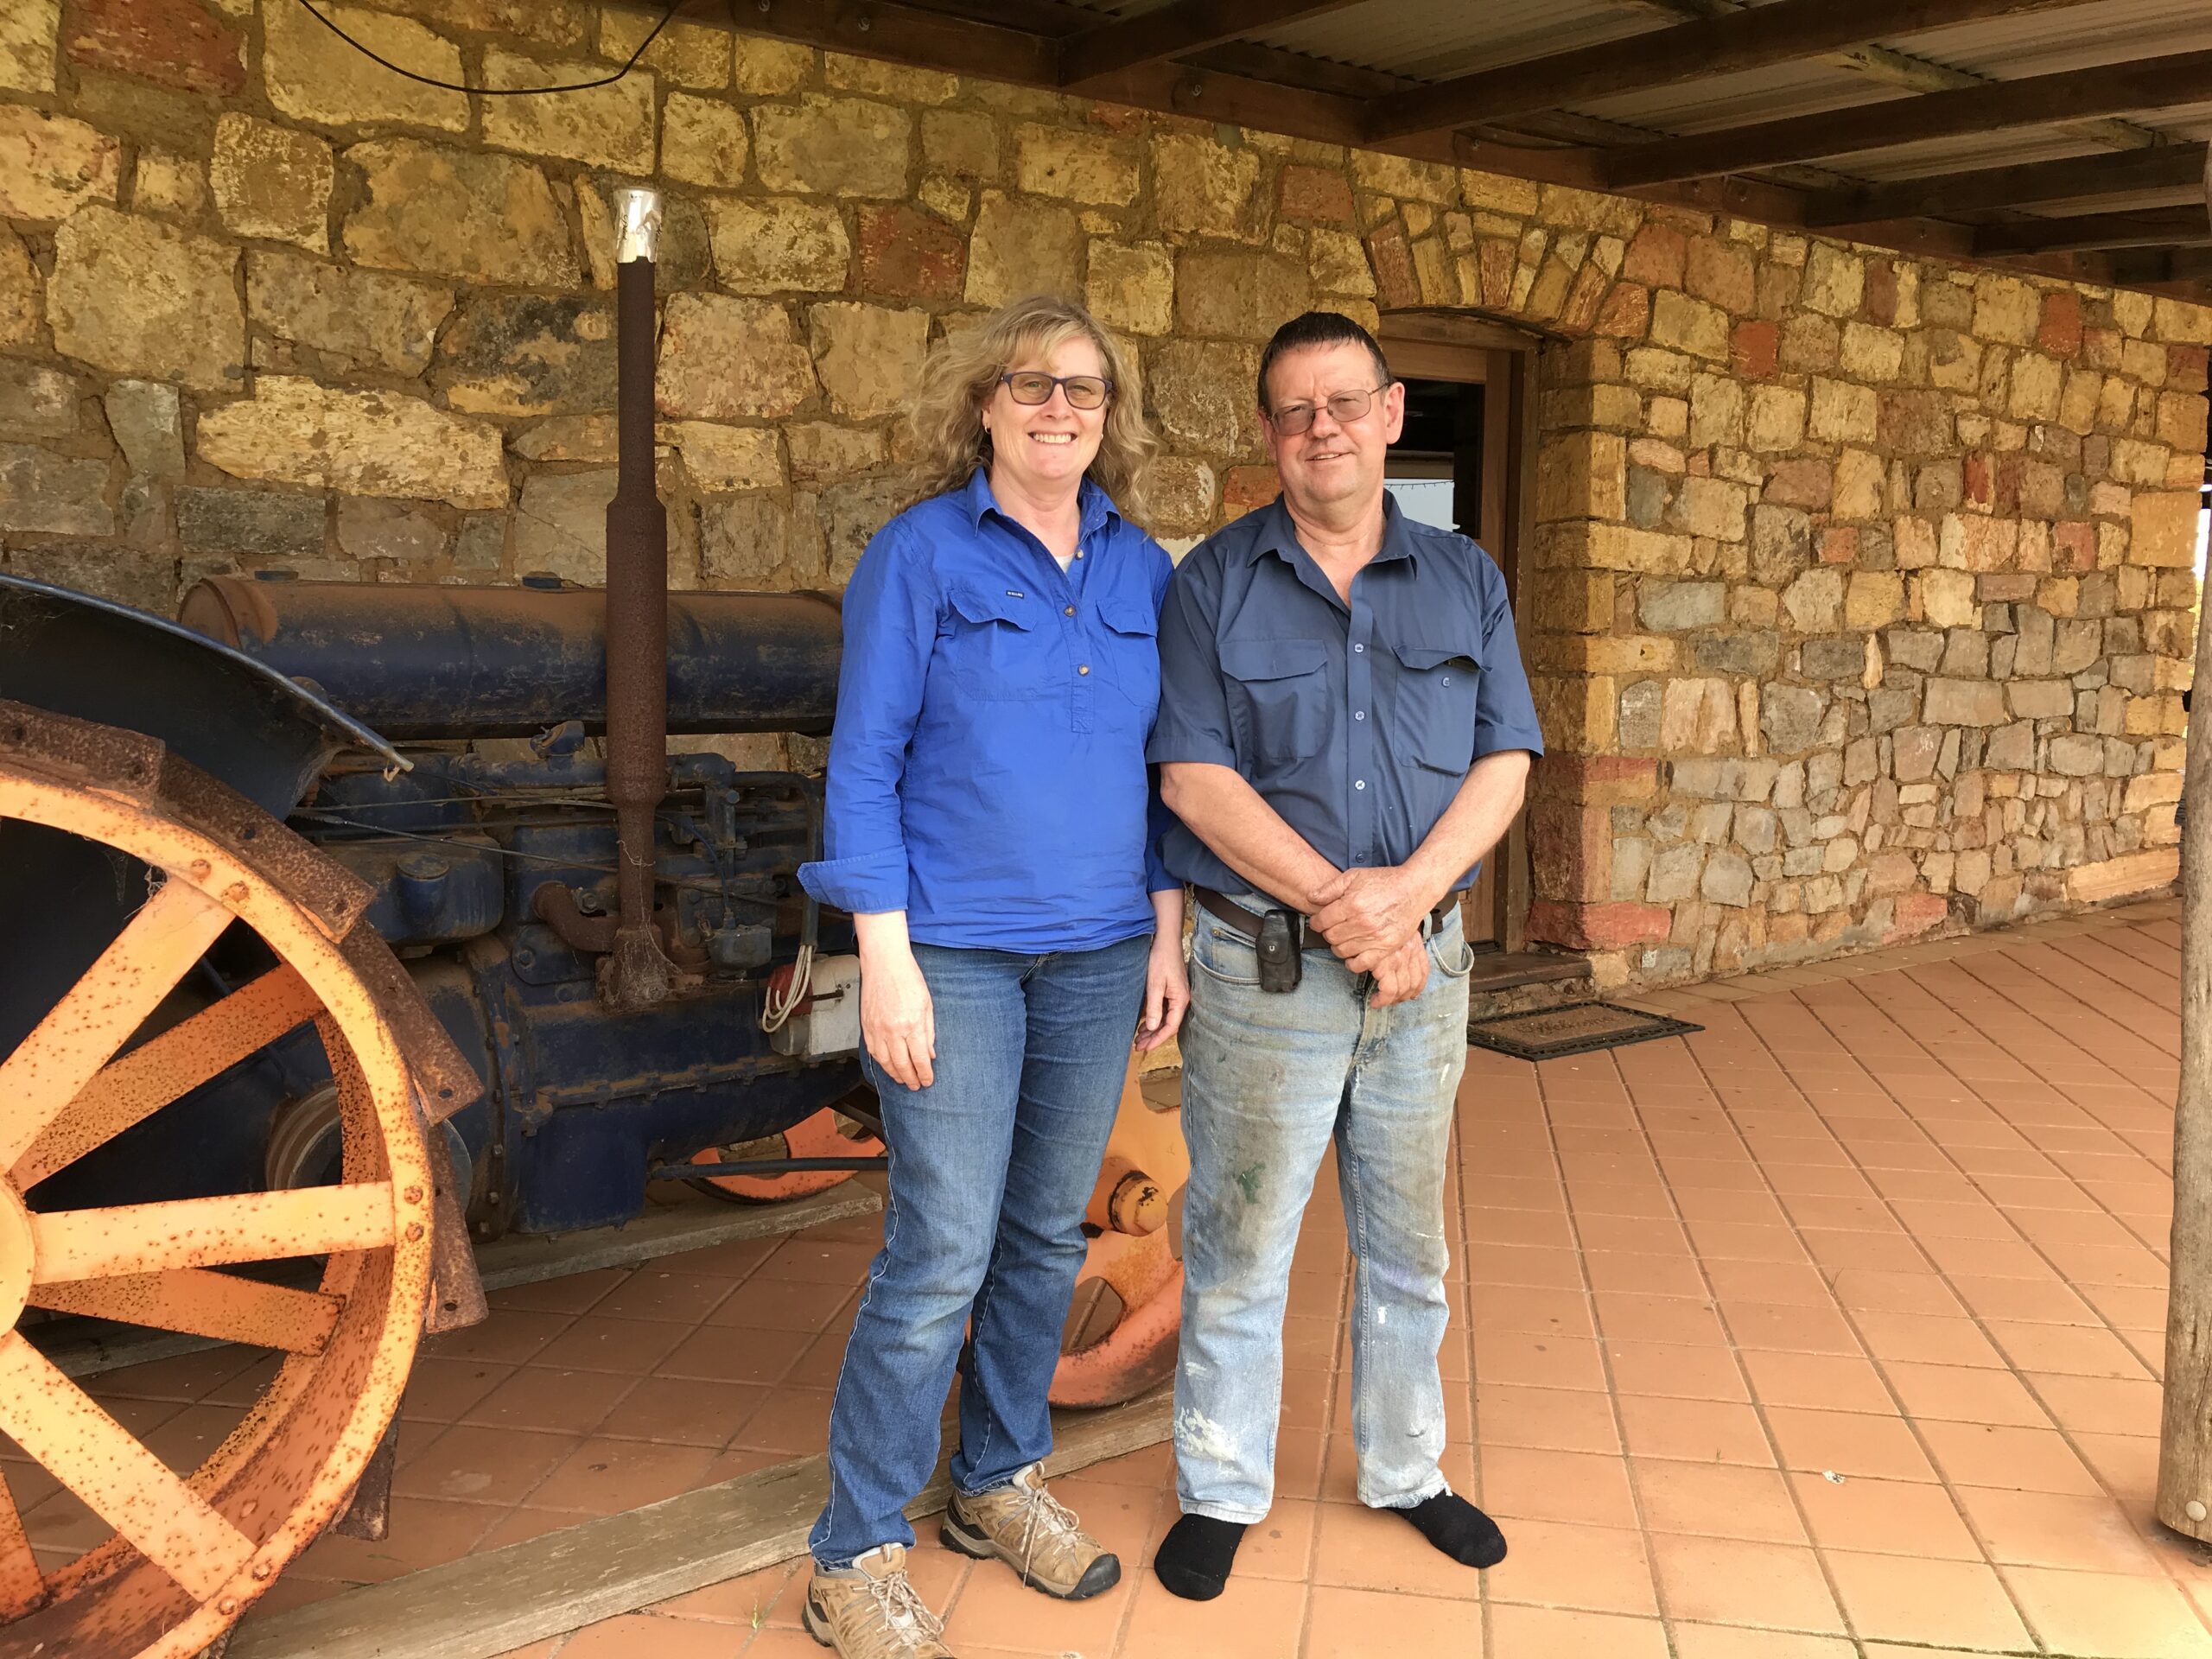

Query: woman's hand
left=1136, top=928, right=1189, bottom=1052
left=854, top=912, right=935, bottom=1090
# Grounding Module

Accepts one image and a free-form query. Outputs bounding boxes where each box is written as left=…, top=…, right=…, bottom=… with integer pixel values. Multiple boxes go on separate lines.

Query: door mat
left=1466, top=1001, right=1702, bottom=1062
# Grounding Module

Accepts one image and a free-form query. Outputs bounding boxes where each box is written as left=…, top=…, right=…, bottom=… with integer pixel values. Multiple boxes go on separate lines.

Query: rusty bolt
left=405, top=1222, right=424, bottom=1242
left=219, top=1598, right=238, bottom=1615
left=189, top=859, right=211, bottom=879
left=224, top=882, right=250, bottom=906
left=252, top=1562, right=271, bottom=1580
left=403, top=1185, right=423, bottom=1205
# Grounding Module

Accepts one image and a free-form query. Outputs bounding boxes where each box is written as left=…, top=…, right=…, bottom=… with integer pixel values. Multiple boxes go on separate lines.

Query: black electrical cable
left=292, top=0, right=683, bottom=96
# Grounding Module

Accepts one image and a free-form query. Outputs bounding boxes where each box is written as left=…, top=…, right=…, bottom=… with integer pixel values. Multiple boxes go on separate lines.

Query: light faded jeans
left=1173, top=898, right=1473, bottom=1522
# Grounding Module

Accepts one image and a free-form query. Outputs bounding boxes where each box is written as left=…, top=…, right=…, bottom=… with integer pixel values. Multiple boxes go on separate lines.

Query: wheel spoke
left=0, top=881, right=233, bottom=1171
left=0, top=1333, right=254, bottom=1600
left=14, top=966, right=320, bottom=1190
left=0, top=1463, right=41, bottom=1618
left=30, top=1185, right=396, bottom=1285
left=29, top=1269, right=340, bottom=1357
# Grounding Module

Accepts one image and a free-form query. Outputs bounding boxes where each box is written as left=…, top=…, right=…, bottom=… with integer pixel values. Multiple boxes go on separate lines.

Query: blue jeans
left=1173, top=899, right=1472, bottom=1522
left=810, top=931, right=1152, bottom=1568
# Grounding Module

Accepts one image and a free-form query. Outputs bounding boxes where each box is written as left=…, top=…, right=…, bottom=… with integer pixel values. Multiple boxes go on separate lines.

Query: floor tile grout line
left=1786, top=970, right=2212, bottom=1637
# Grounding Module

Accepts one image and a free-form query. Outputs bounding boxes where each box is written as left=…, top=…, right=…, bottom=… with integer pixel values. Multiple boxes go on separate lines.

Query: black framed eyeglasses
left=1267, top=384, right=1392, bottom=435
left=1000, top=372, right=1113, bottom=410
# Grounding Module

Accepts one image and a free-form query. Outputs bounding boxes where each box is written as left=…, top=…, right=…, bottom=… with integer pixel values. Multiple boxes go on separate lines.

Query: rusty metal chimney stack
left=601, top=185, right=676, bottom=1009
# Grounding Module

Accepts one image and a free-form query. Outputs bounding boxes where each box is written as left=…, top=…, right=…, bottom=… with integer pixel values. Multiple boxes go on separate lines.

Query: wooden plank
left=1599, top=47, right=2212, bottom=188
left=1805, top=141, right=2209, bottom=225
left=229, top=1384, right=1173, bottom=1659
left=1974, top=207, right=2211, bottom=255
left=1060, top=0, right=1360, bottom=87
left=1363, top=0, right=2096, bottom=141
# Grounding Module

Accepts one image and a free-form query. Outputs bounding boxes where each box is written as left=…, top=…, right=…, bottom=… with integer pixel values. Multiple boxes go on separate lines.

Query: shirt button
left=1353, top=643, right=1364, bottom=653
left=1355, top=779, right=1367, bottom=791
left=1077, top=664, right=1090, bottom=675
left=1064, top=605, right=1076, bottom=616
left=1074, top=550, right=1084, bottom=559
left=1355, top=710, right=1366, bottom=721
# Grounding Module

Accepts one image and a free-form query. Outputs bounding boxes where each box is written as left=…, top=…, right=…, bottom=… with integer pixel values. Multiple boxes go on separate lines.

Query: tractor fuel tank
left=179, top=575, right=843, bottom=740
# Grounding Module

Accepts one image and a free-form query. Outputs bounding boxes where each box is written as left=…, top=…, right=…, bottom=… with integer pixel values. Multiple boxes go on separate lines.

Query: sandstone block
left=1638, top=580, right=1724, bottom=632
left=709, top=197, right=851, bottom=295
left=1307, top=227, right=1375, bottom=298
left=1800, top=636, right=1866, bottom=681
left=1151, top=134, right=1263, bottom=243
left=210, top=113, right=331, bottom=253
left=1085, top=240, right=1173, bottom=338
left=198, top=376, right=507, bottom=509
left=0, top=442, right=111, bottom=536
left=1839, top=320, right=1903, bottom=382
left=753, top=97, right=912, bottom=197
left=658, top=294, right=817, bottom=421
left=966, top=192, right=1082, bottom=308
left=922, top=109, right=999, bottom=180
left=132, top=149, right=208, bottom=223
left=1808, top=377, right=1878, bottom=443
left=1973, top=273, right=2041, bottom=346
left=1745, top=385, right=1805, bottom=454
left=2008, top=351, right=2063, bottom=422
left=1174, top=248, right=1312, bottom=340
left=50, top=206, right=242, bottom=391
left=1147, top=340, right=1260, bottom=454
left=661, top=422, right=782, bottom=493
left=481, top=49, right=655, bottom=171
left=344, top=142, right=578, bottom=287
left=0, top=360, right=74, bottom=439
left=599, top=10, right=729, bottom=88
left=2067, top=848, right=2177, bottom=902
left=1147, top=456, right=1217, bottom=535
left=1923, top=678, right=2009, bottom=726
left=1833, top=448, right=1885, bottom=521
left=1280, top=164, right=1353, bottom=223
left=2154, top=298, right=2212, bottom=346
left=265, top=1, right=467, bottom=131
left=810, top=302, right=928, bottom=421
left=1783, top=567, right=1844, bottom=632
left=1459, top=168, right=1538, bottom=219
left=0, top=106, right=121, bottom=223
left=1687, top=372, right=1743, bottom=450
left=1667, top=474, right=1748, bottom=543
left=700, top=487, right=828, bottom=588
left=514, top=467, right=616, bottom=583
left=335, top=495, right=447, bottom=565
left=2007, top=679, right=2074, bottom=720
left=0, top=0, right=58, bottom=94
left=0, top=226, right=39, bottom=349
left=2130, top=489, right=2201, bottom=568
left=66, top=0, right=241, bottom=92
left=1801, top=244, right=1863, bottom=318
left=1014, top=124, right=1136, bottom=205
left=1649, top=289, right=1728, bottom=360
left=661, top=92, right=749, bottom=188
left=1845, top=570, right=1904, bottom=630
left=438, top=294, right=615, bottom=417
left=855, top=203, right=965, bottom=302
left=734, top=35, right=813, bottom=95
left=175, top=485, right=321, bottom=557
left=786, top=422, right=885, bottom=488
left=246, top=248, right=451, bottom=376
left=823, top=50, right=955, bottom=103
left=104, top=380, right=183, bottom=476
left=1701, top=849, right=1753, bottom=907
left=1761, top=684, right=1825, bottom=753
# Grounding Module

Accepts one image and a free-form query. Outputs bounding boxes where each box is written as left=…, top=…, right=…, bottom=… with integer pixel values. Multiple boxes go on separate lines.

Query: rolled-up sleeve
left=1472, top=562, right=1546, bottom=760
left=1145, top=553, right=1238, bottom=770
left=798, top=524, right=937, bottom=914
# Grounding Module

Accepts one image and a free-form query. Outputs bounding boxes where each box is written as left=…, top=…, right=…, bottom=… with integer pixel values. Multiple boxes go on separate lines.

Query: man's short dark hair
left=1255, top=311, right=1395, bottom=413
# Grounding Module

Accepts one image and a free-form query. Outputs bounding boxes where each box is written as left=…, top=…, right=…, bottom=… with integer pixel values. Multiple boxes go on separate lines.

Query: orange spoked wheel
left=1050, top=1064, right=1188, bottom=1409
left=0, top=700, right=467, bottom=1659
left=687, top=1104, right=884, bottom=1203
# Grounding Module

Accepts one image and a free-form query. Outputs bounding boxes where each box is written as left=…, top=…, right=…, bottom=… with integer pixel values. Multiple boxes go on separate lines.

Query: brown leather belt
left=1195, top=887, right=1454, bottom=953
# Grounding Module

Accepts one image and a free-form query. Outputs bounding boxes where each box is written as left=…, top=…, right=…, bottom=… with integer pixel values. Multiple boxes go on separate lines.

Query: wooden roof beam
left=2107, top=245, right=2212, bottom=285
left=1058, top=1, right=1362, bottom=88
left=1363, top=0, right=2098, bottom=143
left=1598, top=46, right=2212, bottom=188
left=1974, top=207, right=2212, bottom=256
left=1807, top=143, right=2209, bottom=225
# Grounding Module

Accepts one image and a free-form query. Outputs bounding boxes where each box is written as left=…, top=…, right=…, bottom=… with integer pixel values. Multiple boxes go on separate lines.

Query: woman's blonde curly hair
left=904, top=294, right=1157, bottom=525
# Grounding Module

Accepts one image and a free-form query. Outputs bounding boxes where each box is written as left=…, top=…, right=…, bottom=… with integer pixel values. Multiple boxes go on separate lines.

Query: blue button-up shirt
left=799, top=471, right=1175, bottom=952
left=1148, top=496, right=1544, bottom=902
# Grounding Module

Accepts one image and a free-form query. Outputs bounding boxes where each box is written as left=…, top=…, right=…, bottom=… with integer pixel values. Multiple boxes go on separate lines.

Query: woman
left=796, top=294, right=1188, bottom=1659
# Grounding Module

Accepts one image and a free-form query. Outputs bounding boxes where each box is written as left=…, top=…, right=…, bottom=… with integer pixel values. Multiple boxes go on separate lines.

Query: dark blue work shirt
left=1147, top=495, right=1544, bottom=902
left=799, top=470, right=1175, bottom=952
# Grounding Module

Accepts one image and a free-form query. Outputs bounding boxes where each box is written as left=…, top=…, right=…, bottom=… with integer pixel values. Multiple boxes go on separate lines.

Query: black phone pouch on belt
left=1256, top=909, right=1302, bottom=994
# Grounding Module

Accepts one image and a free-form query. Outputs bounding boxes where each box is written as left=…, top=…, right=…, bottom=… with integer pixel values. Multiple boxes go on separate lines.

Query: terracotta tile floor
left=29, top=895, right=2212, bottom=1657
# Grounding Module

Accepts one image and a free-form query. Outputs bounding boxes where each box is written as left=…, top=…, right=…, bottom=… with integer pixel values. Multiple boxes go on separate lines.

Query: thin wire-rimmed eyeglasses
left=1000, top=372, right=1114, bottom=410
left=1267, top=384, right=1392, bottom=435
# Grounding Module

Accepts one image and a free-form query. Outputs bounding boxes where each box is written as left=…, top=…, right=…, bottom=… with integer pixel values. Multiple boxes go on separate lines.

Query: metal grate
left=1466, top=1001, right=1703, bottom=1062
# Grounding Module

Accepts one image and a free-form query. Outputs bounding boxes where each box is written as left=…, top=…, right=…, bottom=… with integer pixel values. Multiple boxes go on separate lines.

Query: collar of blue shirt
left=959, top=466, right=1124, bottom=543
left=1243, top=492, right=1425, bottom=572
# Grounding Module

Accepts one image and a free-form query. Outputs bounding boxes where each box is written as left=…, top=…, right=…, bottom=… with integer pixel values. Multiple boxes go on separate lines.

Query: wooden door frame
left=1378, top=309, right=1543, bottom=956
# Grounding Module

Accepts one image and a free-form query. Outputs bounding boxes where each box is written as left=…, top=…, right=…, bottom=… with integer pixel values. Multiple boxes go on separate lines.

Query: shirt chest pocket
left=1220, top=637, right=1329, bottom=769
left=944, top=584, right=1056, bottom=699
left=1096, top=591, right=1160, bottom=717
left=1389, top=636, right=1482, bottom=775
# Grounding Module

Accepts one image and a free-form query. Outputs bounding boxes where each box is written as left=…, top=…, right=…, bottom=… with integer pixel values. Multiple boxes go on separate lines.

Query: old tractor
left=0, top=188, right=1184, bottom=1658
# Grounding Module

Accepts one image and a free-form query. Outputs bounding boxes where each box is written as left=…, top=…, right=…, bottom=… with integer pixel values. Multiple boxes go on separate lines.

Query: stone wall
left=0, top=0, right=2204, bottom=986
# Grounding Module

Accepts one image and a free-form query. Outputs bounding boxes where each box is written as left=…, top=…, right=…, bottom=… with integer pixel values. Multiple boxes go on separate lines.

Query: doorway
left=1378, top=315, right=1535, bottom=957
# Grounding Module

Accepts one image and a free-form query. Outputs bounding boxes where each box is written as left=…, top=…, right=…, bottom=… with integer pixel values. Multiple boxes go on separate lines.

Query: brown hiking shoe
left=804, top=1544, right=955, bottom=1658
left=941, top=1463, right=1121, bottom=1600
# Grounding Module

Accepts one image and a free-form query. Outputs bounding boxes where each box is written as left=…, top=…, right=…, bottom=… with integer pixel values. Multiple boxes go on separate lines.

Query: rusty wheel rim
left=0, top=723, right=432, bottom=1657
left=688, top=1107, right=883, bottom=1204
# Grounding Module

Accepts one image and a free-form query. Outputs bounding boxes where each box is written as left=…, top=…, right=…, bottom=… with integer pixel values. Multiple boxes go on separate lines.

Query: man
left=1146, top=311, right=1543, bottom=1600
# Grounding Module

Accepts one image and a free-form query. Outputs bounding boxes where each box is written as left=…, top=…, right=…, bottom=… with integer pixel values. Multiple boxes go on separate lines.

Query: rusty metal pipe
left=603, top=188, right=676, bottom=1009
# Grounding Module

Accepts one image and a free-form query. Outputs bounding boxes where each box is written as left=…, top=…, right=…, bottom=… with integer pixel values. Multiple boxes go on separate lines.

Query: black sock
left=1400, top=1492, right=1507, bottom=1568
left=1153, top=1513, right=1247, bottom=1601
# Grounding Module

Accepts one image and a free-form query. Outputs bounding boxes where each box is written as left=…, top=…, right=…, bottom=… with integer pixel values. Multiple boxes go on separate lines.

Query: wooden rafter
left=1807, top=143, right=2211, bottom=226
left=1599, top=46, right=2212, bottom=187
left=1058, top=0, right=1361, bottom=88
left=1973, top=207, right=2212, bottom=256
left=2108, top=244, right=2212, bottom=285
left=1363, top=0, right=2097, bottom=143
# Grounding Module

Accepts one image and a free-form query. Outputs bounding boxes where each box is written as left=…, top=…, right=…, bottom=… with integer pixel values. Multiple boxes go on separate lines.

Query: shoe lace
left=864, top=1568, right=944, bottom=1643
left=1009, top=1478, right=1084, bottom=1567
